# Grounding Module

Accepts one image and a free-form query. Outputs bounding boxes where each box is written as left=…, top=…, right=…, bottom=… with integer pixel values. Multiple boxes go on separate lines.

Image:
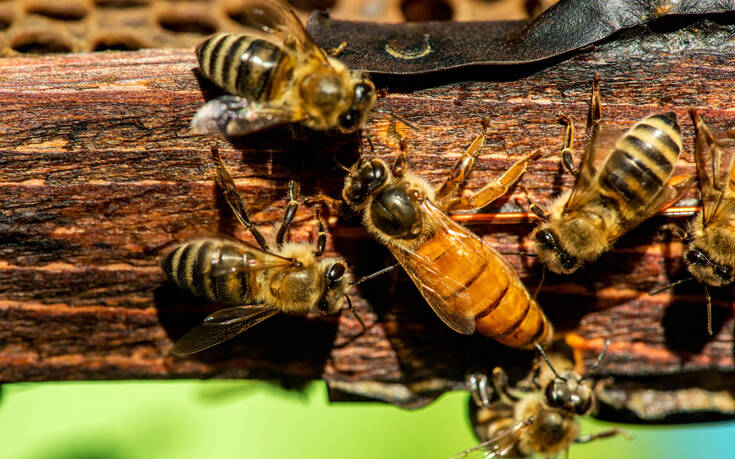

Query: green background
left=1, top=380, right=733, bottom=458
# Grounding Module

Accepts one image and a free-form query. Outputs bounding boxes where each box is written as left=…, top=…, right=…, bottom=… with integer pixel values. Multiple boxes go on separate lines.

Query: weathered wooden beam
left=1, top=18, right=735, bottom=422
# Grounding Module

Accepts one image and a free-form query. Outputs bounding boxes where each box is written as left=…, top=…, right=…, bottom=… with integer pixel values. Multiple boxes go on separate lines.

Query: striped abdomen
left=596, top=112, right=681, bottom=221
left=391, top=215, right=553, bottom=349
left=162, top=238, right=256, bottom=304
left=196, top=33, right=292, bottom=101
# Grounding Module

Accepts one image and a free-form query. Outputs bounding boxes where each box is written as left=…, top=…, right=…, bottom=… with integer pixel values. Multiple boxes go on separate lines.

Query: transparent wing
left=172, top=304, right=279, bottom=356
left=386, top=199, right=504, bottom=335
left=228, top=0, right=327, bottom=61
left=693, top=115, right=735, bottom=224
left=451, top=416, right=534, bottom=459
left=564, top=124, right=626, bottom=212
left=190, top=95, right=304, bottom=137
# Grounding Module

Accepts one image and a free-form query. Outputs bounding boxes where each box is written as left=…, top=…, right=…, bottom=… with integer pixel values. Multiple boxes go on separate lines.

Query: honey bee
left=163, top=146, right=372, bottom=356
left=456, top=343, right=629, bottom=458
left=651, top=111, right=735, bottom=335
left=190, top=0, right=376, bottom=137
left=341, top=122, right=553, bottom=349
left=531, top=75, right=694, bottom=274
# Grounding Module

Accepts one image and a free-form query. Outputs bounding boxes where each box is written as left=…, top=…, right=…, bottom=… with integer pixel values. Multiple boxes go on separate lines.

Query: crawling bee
left=651, top=111, right=735, bottom=334
left=190, top=0, right=376, bottom=137
left=342, top=122, right=553, bottom=349
left=456, top=343, right=629, bottom=458
left=531, top=75, right=694, bottom=274
left=163, top=146, right=373, bottom=356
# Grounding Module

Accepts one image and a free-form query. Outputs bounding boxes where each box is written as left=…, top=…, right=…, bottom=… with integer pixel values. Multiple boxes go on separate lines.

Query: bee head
left=316, top=260, right=351, bottom=314
left=342, top=158, right=388, bottom=209
left=533, top=227, right=580, bottom=274
left=338, top=79, right=376, bottom=133
left=369, top=182, right=423, bottom=239
left=544, top=373, right=593, bottom=415
left=685, top=247, right=734, bottom=287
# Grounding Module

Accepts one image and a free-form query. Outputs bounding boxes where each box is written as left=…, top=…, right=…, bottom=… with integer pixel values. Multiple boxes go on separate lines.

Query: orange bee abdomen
left=410, top=221, right=553, bottom=349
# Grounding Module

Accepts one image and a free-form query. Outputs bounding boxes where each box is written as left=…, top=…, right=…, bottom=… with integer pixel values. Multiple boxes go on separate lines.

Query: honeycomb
left=0, top=0, right=555, bottom=56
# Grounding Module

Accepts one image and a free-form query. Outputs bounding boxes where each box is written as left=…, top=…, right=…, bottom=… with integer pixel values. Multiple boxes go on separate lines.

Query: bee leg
left=491, top=367, right=522, bottom=403
left=465, top=372, right=494, bottom=407
left=443, top=150, right=543, bottom=213
left=574, top=428, right=633, bottom=443
left=327, top=41, right=347, bottom=57
left=558, top=114, right=576, bottom=175
left=583, top=73, right=603, bottom=154
left=313, top=207, right=327, bottom=257
left=435, top=123, right=489, bottom=201
left=211, top=146, right=271, bottom=252
left=275, top=180, right=300, bottom=248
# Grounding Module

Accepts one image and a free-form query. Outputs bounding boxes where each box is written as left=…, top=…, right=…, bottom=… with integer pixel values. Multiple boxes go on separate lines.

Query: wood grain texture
left=1, top=19, right=735, bottom=422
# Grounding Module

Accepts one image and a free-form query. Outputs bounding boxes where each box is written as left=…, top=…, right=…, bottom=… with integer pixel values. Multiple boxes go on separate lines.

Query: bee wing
left=451, top=416, right=535, bottom=459
left=190, top=95, right=304, bottom=137
left=386, top=199, right=497, bottom=336
left=692, top=115, right=735, bottom=224
left=564, top=125, right=626, bottom=212
left=229, top=0, right=328, bottom=63
left=171, top=304, right=279, bottom=356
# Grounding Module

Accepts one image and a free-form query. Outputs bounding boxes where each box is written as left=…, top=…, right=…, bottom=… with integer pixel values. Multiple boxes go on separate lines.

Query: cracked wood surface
left=1, top=18, right=735, bottom=422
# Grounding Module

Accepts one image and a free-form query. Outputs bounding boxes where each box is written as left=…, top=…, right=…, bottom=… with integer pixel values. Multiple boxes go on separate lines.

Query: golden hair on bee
left=342, top=120, right=553, bottom=349
left=651, top=110, right=735, bottom=335
left=531, top=74, right=694, bottom=274
left=163, top=146, right=389, bottom=356
left=190, top=0, right=376, bottom=137
left=456, top=341, right=630, bottom=459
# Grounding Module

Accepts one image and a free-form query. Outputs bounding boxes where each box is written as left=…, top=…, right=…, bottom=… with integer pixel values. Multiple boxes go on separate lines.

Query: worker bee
left=531, top=75, right=694, bottom=274
left=341, top=122, right=553, bottom=349
left=456, top=343, right=629, bottom=458
left=190, top=0, right=376, bottom=137
left=163, top=146, right=375, bottom=356
left=650, top=111, right=735, bottom=335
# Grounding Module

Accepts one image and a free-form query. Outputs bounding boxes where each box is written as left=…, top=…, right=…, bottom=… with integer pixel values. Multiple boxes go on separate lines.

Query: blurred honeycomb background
left=0, top=0, right=557, bottom=55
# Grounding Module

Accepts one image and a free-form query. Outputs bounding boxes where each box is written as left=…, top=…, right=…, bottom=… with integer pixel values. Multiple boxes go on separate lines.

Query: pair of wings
left=387, top=199, right=516, bottom=336
left=562, top=119, right=694, bottom=239
left=190, top=0, right=331, bottom=137
left=452, top=415, right=537, bottom=459
left=171, top=238, right=294, bottom=356
left=692, top=114, right=735, bottom=226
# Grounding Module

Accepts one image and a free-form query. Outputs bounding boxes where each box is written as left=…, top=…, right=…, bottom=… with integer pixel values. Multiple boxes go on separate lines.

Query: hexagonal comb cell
left=0, top=0, right=557, bottom=55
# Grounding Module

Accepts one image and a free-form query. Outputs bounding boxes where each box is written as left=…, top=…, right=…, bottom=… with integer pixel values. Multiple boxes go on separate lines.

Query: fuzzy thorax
left=686, top=214, right=735, bottom=287
left=259, top=242, right=350, bottom=314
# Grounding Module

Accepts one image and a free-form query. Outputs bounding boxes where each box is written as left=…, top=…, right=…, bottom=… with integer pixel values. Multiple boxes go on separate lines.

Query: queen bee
left=341, top=122, right=553, bottom=349
left=190, top=0, right=376, bottom=137
left=531, top=75, right=693, bottom=274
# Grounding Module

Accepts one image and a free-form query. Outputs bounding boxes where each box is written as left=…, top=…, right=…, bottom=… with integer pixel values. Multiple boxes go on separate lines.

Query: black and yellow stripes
left=598, top=112, right=681, bottom=212
left=196, top=33, right=287, bottom=100
left=162, top=238, right=253, bottom=304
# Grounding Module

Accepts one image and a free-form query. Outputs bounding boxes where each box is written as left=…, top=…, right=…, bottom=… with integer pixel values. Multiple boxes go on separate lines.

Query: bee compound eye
left=686, top=250, right=708, bottom=265
left=327, top=263, right=346, bottom=281
left=535, top=229, right=555, bottom=248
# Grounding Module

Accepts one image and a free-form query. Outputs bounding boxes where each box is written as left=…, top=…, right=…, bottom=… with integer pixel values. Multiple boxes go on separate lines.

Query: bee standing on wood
left=341, top=122, right=553, bottom=349
left=163, top=146, right=375, bottom=356
left=456, top=343, right=629, bottom=458
left=531, top=75, right=694, bottom=274
left=190, top=0, right=376, bottom=137
left=651, top=111, right=735, bottom=335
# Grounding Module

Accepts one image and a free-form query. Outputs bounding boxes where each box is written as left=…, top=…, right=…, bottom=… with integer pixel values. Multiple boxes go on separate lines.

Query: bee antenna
left=344, top=294, right=366, bottom=331
left=532, top=266, right=545, bottom=301
left=374, top=110, right=419, bottom=131
left=331, top=155, right=350, bottom=172
left=704, top=285, right=713, bottom=336
left=364, top=128, right=376, bottom=157
left=648, top=277, right=694, bottom=295
left=534, top=343, right=566, bottom=381
left=350, top=264, right=399, bottom=287
left=580, top=340, right=610, bottom=382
